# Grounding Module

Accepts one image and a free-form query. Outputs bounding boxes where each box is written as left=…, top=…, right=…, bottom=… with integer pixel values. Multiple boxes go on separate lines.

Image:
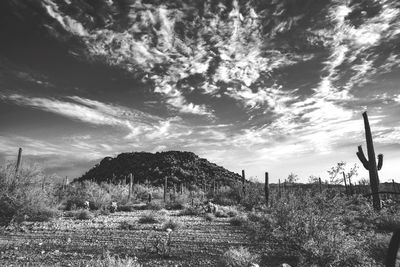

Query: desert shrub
left=61, top=181, right=111, bottom=211
left=213, top=186, right=240, bottom=206
left=247, top=212, right=263, bottom=223
left=205, top=213, right=215, bottom=221
left=226, top=209, right=239, bottom=218
left=229, top=215, right=248, bottom=226
left=252, top=191, right=380, bottom=266
left=162, top=219, right=181, bottom=231
left=178, top=206, right=201, bottom=216
left=0, top=162, right=59, bottom=225
left=144, top=201, right=165, bottom=210
left=374, top=213, right=400, bottom=232
left=99, top=206, right=111, bottom=216
left=215, top=210, right=229, bottom=218
left=87, top=251, right=141, bottom=267
left=218, top=247, right=258, bottom=267
left=118, top=205, right=135, bottom=212
left=138, top=213, right=159, bottom=224
left=165, top=199, right=186, bottom=210
left=75, top=209, right=93, bottom=220
left=119, top=220, right=136, bottom=230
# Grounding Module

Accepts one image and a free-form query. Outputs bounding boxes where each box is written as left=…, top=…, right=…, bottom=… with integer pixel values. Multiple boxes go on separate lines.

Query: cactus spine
left=356, top=111, right=382, bottom=210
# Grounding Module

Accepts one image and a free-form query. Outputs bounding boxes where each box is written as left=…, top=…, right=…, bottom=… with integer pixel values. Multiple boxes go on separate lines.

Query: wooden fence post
left=164, top=176, right=168, bottom=202
left=278, top=179, right=281, bottom=199
left=264, top=172, right=269, bottom=206
left=15, top=148, right=22, bottom=177
left=319, top=177, right=322, bottom=193
left=241, top=170, right=246, bottom=198
left=128, top=173, right=133, bottom=200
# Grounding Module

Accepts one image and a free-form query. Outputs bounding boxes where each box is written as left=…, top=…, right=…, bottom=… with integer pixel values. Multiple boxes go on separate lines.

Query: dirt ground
left=0, top=210, right=265, bottom=267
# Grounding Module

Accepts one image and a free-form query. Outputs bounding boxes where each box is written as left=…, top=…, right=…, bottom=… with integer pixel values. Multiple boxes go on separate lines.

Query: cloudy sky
left=1, top=0, right=400, bottom=183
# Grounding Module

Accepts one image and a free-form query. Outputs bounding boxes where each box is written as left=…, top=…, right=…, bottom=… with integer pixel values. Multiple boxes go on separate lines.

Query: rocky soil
left=0, top=210, right=263, bottom=267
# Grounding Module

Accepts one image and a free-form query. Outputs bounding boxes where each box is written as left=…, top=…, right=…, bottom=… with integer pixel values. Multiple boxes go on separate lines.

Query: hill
left=75, top=151, right=243, bottom=188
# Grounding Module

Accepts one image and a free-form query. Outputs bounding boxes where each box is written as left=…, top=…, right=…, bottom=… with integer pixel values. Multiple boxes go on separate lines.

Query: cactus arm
left=356, top=146, right=370, bottom=170
left=377, top=154, right=383, bottom=170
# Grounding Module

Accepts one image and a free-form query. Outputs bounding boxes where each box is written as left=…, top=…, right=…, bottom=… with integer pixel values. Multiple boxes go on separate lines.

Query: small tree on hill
left=327, top=161, right=346, bottom=184
left=286, top=172, right=298, bottom=184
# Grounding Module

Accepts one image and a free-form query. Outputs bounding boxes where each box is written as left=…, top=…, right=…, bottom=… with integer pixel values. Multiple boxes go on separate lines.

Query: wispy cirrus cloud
left=1, top=93, right=161, bottom=138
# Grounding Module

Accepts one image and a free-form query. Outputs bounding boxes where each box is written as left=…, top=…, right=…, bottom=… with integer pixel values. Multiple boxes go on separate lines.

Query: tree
left=308, top=175, right=319, bottom=184
left=286, top=172, right=298, bottom=184
left=327, top=161, right=346, bottom=184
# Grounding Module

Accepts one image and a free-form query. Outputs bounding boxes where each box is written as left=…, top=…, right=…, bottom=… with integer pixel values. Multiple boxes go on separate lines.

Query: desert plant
left=229, top=215, right=248, bottom=226
left=119, top=220, right=136, bottom=230
left=218, top=247, right=258, bottom=267
left=75, top=209, right=93, bottom=220
left=205, top=213, right=215, bottom=221
left=144, top=201, right=165, bottom=211
left=162, top=219, right=181, bottom=231
left=141, top=230, right=174, bottom=257
left=251, top=191, right=381, bottom=266
left=0, top=162, right=59, bottom=225
left=178, top=206, right=201, bottom=216
left=86, top=251, right=141, bottom=267
left=356, top=111, right=383, bottom=210
left=138, top=212, right=159, bottom=224
left=215, top=210, right=229, bottom=218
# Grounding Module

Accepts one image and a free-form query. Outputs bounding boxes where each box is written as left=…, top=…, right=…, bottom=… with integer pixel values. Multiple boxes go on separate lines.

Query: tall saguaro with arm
left=356, top=111, right=383, bottom=210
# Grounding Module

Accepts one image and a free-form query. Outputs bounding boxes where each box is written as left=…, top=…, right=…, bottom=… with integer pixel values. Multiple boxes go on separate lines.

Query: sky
left=1, top=0, right=400, bottom=183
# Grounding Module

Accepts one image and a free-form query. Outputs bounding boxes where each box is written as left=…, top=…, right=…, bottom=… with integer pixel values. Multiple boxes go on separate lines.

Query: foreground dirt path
left=0, top=210, right=263, bottom=266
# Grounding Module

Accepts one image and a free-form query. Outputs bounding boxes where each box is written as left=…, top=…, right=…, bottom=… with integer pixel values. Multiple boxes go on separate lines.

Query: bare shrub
left=0, top=162, right=59, bottom=225
left=162, top=219, right=181, bottom=231
left=229, top=215, right=248, bottom=226
left=75, top=209, right=93, bottom=220
left=218, top=247, right=258, bottom=267
left=119, top=220, right=136, bottom=230
left=138, top=212, right=159, bottom=224
left=87, top=251, right=141, bottom=267
left=205, top=213, right=215, bottom=221
left=178, top=206, right=201, bottom=216
left=252, top=191, right=381, bottom=266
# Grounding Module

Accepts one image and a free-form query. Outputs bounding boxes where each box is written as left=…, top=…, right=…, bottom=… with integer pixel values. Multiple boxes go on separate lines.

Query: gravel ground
left=0, top=210, right=263, bottom=267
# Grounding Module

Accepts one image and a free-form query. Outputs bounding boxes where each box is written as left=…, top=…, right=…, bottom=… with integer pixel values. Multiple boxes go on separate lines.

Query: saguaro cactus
left=356, top=111, right=383, bottom=210
left=264, top=172, right=269, bottom=205
left=128, top=173, right=133, bottom=200
left=241, top=170, right=246, bottom=197
left=164, top=176, right=168, bottom=202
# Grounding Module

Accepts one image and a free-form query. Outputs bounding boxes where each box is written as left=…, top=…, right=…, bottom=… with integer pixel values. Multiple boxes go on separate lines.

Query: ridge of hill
left=75, top=151, right=242, bottom=187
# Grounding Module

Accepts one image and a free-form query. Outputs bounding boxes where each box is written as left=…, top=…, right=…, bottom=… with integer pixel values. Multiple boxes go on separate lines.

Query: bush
left=178, top=206, right=201, bottom=216
left=162, top=219, right=181, bottom=231
left=215, top=210, right=229, bottom=218
left=61, top=181, right=111, bottom=211
left=76, top=209, right=93, bottom=220
left=375, top=213, right=400, bottom=232
left=205, top=213, right=215, bottom=221
left=165, top=200, right=186, bottom=210
left=118, top=205, right=135, bottom=212
left=138, top=213, right=159, bottom=224
left=119, top=220, right=136, bottom=230
left=252, top=191, right=380, bottom=266
left=218, top=247, right=258, bottom=267
left=144, top=201, right=165, bottom=211
left=87, top=251, right=141, bottom=267
left=0, top=162, right=59, bottom=225
left=229, top=215, right=248, bottom=226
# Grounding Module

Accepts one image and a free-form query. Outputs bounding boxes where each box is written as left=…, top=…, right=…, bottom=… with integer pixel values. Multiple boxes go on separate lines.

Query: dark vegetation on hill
left=75, top=151, right=243, bottom=187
